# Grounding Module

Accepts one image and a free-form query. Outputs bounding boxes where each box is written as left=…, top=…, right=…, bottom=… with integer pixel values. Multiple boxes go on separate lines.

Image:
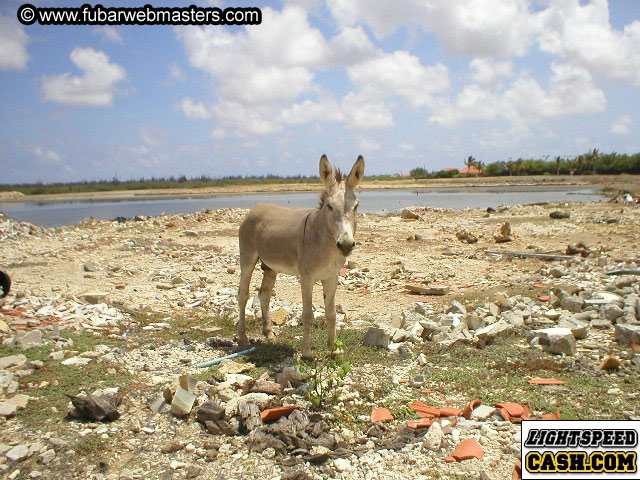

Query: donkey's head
left=318, top=154, right=365, bottom=257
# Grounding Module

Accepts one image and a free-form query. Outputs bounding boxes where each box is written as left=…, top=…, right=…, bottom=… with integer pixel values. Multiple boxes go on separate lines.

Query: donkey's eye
left=327, top=204, right=334, bottom=211
left=354, top=203, right=359, bottom=211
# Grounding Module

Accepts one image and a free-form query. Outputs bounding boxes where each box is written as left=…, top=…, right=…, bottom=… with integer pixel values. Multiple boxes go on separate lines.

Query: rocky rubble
left=0, top=199, right=638, bottom=479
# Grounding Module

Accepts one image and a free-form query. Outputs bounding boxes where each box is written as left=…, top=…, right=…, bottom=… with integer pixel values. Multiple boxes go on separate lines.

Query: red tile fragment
left=513, top=460, right=522, bottom=480
left=439, top=407, right=463, bottom=417
left=462, top=399, right=482, bottom=420
left=538, top=295, right=550, bottom=301
left=528, top=378, right=565, bottom=385
left=399, top=379, right=409, bottom=384
left=542, top=411, right=561, bottom=421
left=420, top=389, right=435, bottom=394
left=601, top=356, right=621, bottom=370
left=340, top=267, right=349, bottom=277
left=631, top=341, right=640, bottom=353
left=406, top=418, right=433, bottom=429
left=494, top=402, right=524, bottom=418
left=260, top=406, right=300, bottom=422
left=534, top=283, right=546, bottom=288
left=443, top=438, right=485, bottom=462
left=371, top=408, right=394, bottom=423
left=494, top=402, right=531, bottom=423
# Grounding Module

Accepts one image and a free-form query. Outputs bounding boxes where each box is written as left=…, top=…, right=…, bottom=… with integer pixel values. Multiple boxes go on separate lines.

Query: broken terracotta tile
left=631, top=341, right=640, bottom=353
left=443, top=438, right=485, bottom=462
left=528, top=378, right=566, bottom=385
left=399, top=379, right=409, bottom=384
left=406, top=418, right=433, bottom=429
left=408, top=401, right=440, bottom=418
left=260, top=406, right=300, bottom=423
left=462, top=399, right=481, bottom=419
left=542, top=411, right=562, bottom=420
left=494, top=402, right=524, bottom=418
left=538, top=295, right=550, bottom=301
left=439, top=407, right=463, bottom=417
left=513, top=460, right=522, bottom=480
left=601, top=355, right=621, bottom=370
left=371, top=408, right=394, bottom=423
left=534, top=283, right=546, bottom=288
left=494, top=402, right=531, bottom=423
left=420, top=389, right=435, bottom=394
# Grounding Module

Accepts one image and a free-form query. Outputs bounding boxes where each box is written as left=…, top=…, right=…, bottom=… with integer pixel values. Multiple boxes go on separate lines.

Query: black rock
left=196, top=401, right=224, bottom=423
left=66, top=393, right=122, bottom=422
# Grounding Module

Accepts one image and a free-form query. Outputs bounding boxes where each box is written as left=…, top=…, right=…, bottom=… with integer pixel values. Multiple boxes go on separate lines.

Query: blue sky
left=1, top=0, right=639, bottom=184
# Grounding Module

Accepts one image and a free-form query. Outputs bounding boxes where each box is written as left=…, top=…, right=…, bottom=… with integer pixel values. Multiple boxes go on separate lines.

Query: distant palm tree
left=506, top=160, right=515, bottom=176
left=464, top=156, right=475, bottom=169
left=515, top=158, right=523, bottom=176
left=554, top=156, right=562, bottom=176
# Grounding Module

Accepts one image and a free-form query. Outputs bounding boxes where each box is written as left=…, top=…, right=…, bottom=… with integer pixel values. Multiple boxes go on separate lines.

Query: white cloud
left=92, top=26, right=124, bottom=44
left=470, top=58, right=514, bottom=86
left=42, top=47, right=125, bottom=106
left=139, top=124, right=167, bottom=146
left=327, top=0, right=540, bottom=56
left=326, top=0, right=428, bottom=37
left=178, top=97, right=212, bottom=120
left=611, top=115, right=632, bottom=135
left=168, top=63, right=186, bottom=81
left=212, top=101, right=282, bottom=135
left=538, top=0, right=640, bottom=86
left=357, top=137, right=381, bottom=152
left=31, top=145, right=62, bottom=164
left=430, top=62, right=605, bottom=127
left=176, top=6, right=327, bottom=107
left=348, top=51, right=449, bottom=107
left=342, top=91, right=394, bottom=129
left=0, top=15, right=29, bottom=71
left=326, top=26, right=378, bottom=65
left=399, top=141, right=414, bottom=151
left=279, top=99, right=345, bottom=125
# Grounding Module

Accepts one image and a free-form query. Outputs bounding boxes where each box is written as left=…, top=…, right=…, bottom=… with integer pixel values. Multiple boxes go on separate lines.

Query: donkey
left=237, top=155, right=365, bottom=360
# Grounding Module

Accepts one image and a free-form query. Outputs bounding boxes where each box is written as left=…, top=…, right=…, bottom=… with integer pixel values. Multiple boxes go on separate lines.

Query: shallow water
left=0, top=185, right=604, bottom=228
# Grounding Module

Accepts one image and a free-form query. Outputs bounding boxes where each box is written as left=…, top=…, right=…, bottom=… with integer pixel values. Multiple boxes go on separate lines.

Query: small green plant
left=298, top=340, right=352, bottom=408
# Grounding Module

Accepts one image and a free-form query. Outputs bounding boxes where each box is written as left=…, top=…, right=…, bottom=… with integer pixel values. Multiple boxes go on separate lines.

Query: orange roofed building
left=459, top=166, right=482, bottom=175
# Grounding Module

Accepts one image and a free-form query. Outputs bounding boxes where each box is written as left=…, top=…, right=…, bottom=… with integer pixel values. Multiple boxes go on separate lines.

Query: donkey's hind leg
left=237, top=251, right=258, bottom=350
left=258, top=265, right=277, bottom=341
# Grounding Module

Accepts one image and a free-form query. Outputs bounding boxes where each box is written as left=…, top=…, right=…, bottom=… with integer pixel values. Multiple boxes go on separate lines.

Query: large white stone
left=529, top=328, right=576, bottom=356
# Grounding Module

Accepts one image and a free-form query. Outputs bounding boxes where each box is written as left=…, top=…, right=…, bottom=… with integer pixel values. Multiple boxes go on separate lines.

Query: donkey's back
left=239, top=203, right=313, bottom=277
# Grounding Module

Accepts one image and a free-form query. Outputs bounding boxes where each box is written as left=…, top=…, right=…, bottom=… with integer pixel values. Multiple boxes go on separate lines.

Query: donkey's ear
left=346, top=155, right=365, bottom=188
left=319, top=154, right=335, bottom=189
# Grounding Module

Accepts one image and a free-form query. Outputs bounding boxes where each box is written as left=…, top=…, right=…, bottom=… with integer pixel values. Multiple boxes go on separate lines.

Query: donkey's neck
left=304, top=208, right=339, bottom=251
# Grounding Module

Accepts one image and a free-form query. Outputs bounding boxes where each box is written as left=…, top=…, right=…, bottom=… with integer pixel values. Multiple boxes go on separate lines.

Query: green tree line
left=0, top=173, right=403, bottom=196
left=410, top=150, right=640, bottom=179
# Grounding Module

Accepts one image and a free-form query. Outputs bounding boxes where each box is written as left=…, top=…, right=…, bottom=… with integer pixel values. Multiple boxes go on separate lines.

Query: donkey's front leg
left=321, top=276, right=340, bottom=355
left=300, top=276, right=315, bottom=361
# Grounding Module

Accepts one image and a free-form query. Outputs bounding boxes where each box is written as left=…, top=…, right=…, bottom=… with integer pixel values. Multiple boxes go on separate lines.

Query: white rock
left=170, top=460, right=187, bottom=469
left=6, top=444, right=32, bottom=462
left=0, top=402, right=17, bottom=417
left=334, top=458, right=352, bottom=472
left=423, top=422, right=443, bottom=451
left=61, top=357, right=92, bottom=366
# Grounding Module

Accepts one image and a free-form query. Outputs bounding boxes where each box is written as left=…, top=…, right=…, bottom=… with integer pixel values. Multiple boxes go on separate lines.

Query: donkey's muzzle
left=337, top=240, right=355, bottom=256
